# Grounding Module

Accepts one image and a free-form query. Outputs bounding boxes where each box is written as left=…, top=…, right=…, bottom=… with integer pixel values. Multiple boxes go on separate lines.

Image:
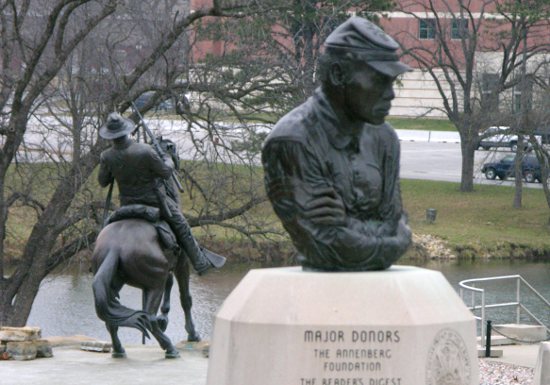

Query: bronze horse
left=91, top=218, right=200, bottom=358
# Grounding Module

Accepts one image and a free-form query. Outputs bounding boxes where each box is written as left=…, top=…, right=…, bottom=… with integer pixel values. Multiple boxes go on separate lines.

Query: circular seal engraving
left=426, top=328, right=471, bottom=385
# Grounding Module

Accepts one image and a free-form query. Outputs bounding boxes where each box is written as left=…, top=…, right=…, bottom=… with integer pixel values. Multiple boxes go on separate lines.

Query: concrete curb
left=396, top=129, right=461, bottom=143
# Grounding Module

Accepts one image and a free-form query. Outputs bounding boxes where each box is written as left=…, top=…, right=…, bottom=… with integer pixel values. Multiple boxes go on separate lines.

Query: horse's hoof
left=157, top=316, right=168, bottom=332
left=112, top=352, right=127, bottom=359
left=188, top=333, right=201, bottom=342
left=165, top=350, right=180, bottom=359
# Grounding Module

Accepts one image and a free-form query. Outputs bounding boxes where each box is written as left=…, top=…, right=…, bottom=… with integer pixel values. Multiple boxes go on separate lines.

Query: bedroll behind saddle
left=106, top=204, right=178, bottom=251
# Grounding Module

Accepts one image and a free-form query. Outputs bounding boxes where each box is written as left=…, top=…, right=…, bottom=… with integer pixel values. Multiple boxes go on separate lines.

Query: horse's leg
left=143, top=287, right=180, bottom=359
left=107, top=279, right=126, bottom=358
left=174, top=258, right=200, bottom=342
left=107, top=324, right=126, bottom=358
left=157, top=273, right=173, bottom=332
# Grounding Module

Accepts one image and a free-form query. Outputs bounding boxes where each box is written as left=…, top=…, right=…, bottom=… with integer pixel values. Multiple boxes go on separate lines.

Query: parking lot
left=17, top=116, right=545, bottom=189
left=400, top=140, right=543, bottom=189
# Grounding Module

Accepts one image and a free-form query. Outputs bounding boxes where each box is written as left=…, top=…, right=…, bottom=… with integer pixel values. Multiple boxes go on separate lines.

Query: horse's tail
left=92, top=249, right=151, bottom=337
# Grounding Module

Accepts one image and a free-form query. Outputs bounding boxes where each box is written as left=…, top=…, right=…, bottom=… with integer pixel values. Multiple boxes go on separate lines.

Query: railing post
left=481, top=290, right=486, bottom=346
left=460, top=274, right=550, bottom=346
left=485, top=320, right=492, bottom=357
left=516, top=277, right=521, bottom=324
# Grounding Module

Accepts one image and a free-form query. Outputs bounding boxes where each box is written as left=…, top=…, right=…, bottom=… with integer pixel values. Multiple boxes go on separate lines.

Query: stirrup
left=202, top=248, right=226, bottom=268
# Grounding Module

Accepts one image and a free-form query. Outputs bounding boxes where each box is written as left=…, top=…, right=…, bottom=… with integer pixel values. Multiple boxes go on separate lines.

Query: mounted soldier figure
left=98, top=112, right=226, bottom=275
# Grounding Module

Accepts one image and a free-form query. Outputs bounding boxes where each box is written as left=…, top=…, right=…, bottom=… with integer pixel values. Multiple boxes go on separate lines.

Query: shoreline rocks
left=407, top=234, right=550, bottom=262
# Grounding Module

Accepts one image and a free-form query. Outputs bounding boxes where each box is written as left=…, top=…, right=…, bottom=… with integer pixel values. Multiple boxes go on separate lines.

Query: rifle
left=131, top=101, right=184, bottom=193
left=101, top=181, right=114, bottom=229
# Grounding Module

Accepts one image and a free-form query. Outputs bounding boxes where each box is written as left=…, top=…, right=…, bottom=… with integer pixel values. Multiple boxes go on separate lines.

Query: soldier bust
left=262, top=17, right=412, bottom=272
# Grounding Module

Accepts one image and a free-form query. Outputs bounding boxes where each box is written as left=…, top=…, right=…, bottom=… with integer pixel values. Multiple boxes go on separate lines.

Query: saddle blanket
left=107, top=204, right=178, bottom=251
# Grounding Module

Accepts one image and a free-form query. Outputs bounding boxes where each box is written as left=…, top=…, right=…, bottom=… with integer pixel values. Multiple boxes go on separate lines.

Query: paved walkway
left=1, top=341, right=209, bottom=385
left=482, top=343, right=542, bottom=368
left=1, top=339, right=543, bottom=385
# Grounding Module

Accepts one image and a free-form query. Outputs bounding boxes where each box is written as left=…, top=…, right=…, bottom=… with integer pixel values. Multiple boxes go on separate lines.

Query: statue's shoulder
left=100, top=141, right=154, bottom=162
left=377, top=122, right=400, bottom=146
left=100, top=147, right=114, bottom=162
left=130, top=141, right=154, bottom=153
left=264, top=101, right=315, bottom=146
left=122, top=141, right=158, bottom=158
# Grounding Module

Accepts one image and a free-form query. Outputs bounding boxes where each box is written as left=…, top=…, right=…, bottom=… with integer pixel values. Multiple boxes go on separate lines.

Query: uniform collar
left=113, top=137, right=134, bottom=150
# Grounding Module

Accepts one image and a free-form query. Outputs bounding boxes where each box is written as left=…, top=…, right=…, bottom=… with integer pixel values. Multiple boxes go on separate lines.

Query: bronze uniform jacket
left=98, top=140, right=173, bottom=207
left=262, top=87, right=409, bottom=271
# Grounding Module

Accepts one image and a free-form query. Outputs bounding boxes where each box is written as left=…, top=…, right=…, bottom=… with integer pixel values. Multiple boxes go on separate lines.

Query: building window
left=513, top=76, right=533, bottom=113
left=419, top=19, right=436, bottom=39
left=451, top=19, right=468, bottom=39
left=481, top=73, right=499, bottom=112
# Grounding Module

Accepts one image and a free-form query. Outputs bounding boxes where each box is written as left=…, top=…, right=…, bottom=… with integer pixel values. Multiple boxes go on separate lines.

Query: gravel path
left=479, top=360, right=534, bottom=385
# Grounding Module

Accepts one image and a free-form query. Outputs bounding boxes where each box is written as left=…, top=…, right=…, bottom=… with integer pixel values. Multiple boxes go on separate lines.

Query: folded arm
left=262, top=139, right=410, bottom=271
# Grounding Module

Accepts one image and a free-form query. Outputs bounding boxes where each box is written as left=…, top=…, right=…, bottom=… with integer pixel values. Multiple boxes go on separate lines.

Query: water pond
left=27, top=260, right=550, bottom=345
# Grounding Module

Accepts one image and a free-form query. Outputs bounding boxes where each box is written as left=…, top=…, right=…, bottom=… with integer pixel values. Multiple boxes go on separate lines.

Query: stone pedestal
left=206, top=266, right=478, bottom=385
left=534, top=342, right=550, bottom=385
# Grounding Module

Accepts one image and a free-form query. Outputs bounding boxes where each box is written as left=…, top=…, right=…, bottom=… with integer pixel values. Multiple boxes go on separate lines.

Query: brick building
left=189, top=0, right=549, bottom=118
left=379, top=0, right=550, bottom=117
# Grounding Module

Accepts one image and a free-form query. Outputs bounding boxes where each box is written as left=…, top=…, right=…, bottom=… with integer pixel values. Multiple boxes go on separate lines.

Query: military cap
left=324, top=17, right=411, bottom=77
left=99, top=112, right=135, bottom=139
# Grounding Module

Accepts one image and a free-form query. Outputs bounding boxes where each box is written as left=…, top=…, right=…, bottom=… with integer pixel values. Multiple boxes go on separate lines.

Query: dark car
left=534, top=126, right=550, bottom=145
left=481, top=154, right=545, bottom=183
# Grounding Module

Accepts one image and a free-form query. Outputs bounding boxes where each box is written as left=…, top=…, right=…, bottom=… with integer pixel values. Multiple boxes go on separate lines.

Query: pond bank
left=197, top=235, right=550, bottom=266
left=409, top=234, right=550, bottom=262
left=4, top=233, right=549, bottom=269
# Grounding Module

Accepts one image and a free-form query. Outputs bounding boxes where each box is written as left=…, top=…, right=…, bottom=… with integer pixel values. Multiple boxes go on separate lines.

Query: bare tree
left=500, top=1, right=550, bottom=208
left=169, top=0, right=396, bottom=261
left=0, top=0, right=260, bottom=327
left=528, top=69, right=550, bottom=215
left=191, top=0, right=393, bottom=114
left=395, top=0, right=550, bottom=192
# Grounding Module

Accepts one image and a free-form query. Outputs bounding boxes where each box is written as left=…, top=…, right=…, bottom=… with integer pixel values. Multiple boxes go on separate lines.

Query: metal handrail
left=459, top=274, right=550, bottom=346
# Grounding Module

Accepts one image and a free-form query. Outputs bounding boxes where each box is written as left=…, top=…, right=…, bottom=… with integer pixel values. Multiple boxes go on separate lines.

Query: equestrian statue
left=92, top=111, right=225, bottom=358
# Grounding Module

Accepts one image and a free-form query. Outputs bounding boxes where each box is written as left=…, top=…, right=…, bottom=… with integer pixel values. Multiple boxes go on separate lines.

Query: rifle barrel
left=131, top=102, right=184, bottom=193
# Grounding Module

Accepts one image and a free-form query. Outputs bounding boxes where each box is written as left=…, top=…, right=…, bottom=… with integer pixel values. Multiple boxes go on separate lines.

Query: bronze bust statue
left=262, top=17, right=412, bottom=271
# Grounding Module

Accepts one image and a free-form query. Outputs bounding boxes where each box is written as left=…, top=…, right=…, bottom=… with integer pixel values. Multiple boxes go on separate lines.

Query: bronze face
left=343, top=62, right=396, bottom=125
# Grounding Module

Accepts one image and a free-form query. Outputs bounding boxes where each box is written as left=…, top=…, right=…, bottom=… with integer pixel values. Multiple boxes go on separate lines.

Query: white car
left=477, top=126, right=532, bottom=152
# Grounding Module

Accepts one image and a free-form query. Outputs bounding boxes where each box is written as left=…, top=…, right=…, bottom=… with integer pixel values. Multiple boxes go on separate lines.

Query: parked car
left=477, top=126, right=531, bottom=152
left=534, top=126, right=550, bottom=145
left=134, top=92, right=174, bottom=111
left=481, top=154, right=545, bottom=182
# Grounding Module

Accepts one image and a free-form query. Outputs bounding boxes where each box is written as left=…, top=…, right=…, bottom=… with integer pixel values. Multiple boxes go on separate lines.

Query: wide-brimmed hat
left=324, top=17, right=412, bottom=77
left=99, top=112, right=135, bottom=139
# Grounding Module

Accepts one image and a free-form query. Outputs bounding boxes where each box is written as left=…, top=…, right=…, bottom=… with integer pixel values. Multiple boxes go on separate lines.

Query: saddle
left=107, top=204, right=178, bottom=251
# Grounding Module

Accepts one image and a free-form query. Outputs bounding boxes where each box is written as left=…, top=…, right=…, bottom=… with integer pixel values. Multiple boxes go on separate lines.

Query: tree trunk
left=513, top=25, right=528, bottom=209
left=460, top=135, right=477, bottom=192
left=1, top=265, right=47, bottom=326
left=0, top=145, right=101, bottom=327
left=513, top=137, right=524, bottom=209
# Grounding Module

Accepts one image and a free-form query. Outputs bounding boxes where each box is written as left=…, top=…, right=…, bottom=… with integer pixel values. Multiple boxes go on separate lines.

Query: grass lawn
left=402, top=179, right=550, bottom=257
left=147, top=112, right=458, bottom=132
left=197, top=178, right=550, bottom=260
left=387, top=117, right=457, bottom=132
left=5, top=162, right=550, bottom=263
